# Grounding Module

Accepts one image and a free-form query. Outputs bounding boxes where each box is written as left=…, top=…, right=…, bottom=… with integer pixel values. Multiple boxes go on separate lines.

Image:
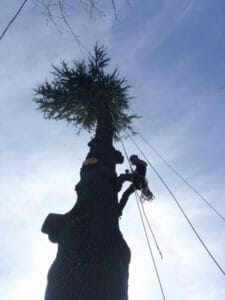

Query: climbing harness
left=125, top=170, right=154, bottom=202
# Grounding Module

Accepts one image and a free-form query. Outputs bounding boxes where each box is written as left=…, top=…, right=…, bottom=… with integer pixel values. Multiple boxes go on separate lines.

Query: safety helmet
left=130, top=155, right=138, bottom=162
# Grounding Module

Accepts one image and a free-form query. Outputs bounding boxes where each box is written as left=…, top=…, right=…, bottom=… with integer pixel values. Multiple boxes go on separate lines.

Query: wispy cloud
left=1, top=0, right=225, bottom=299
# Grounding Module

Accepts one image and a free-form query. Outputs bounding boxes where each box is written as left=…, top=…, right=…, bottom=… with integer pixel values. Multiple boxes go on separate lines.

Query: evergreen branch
left=34, top=45, right=140, bottom=138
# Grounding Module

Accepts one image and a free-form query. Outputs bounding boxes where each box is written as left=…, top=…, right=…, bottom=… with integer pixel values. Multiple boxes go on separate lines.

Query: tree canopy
left=34, top=45, right=138, bottom=138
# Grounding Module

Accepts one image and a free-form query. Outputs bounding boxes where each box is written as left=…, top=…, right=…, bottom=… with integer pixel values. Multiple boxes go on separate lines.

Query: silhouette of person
left=118, top=155, right=148, bottom=215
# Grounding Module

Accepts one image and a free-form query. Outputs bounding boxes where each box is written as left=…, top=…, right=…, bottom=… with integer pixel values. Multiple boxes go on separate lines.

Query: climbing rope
left=140, top=202, right=163, bottom=260
left=119, top=137, right=163, bottom=259
left=128, top=133, right=225, bottom=276
left=108, top=104, right=167, bottom=299
left=134, top=190, right=166, bottom=300
left=135, top=130, right=225, bottom=223
left=120, top=137, right=166, bottom=300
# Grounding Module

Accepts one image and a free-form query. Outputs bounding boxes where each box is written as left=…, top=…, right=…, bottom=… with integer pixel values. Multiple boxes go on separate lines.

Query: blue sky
left=0, top=0, right=225, bottom=299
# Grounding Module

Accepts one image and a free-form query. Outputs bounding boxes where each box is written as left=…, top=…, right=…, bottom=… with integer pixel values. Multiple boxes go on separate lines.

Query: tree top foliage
left=34, top=45, right=139, bottom=138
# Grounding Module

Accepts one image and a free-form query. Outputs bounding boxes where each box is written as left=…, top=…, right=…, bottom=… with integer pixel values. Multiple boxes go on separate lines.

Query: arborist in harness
left=117, top=154, right=154, bottom=215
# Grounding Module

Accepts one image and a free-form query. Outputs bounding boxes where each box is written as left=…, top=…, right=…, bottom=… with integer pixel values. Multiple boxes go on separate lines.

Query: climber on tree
left=118, top=154, right=154, bottom=215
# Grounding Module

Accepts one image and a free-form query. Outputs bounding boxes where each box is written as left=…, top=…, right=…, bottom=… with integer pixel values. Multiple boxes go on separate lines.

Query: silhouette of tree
left=34, top=45, right=138, bottom=300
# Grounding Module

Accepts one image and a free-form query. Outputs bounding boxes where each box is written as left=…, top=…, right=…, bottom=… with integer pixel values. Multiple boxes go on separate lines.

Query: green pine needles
left=34, top=45, right=139, bottom=138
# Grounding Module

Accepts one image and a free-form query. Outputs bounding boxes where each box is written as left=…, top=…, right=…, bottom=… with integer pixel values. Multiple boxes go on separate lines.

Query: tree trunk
left=42, top=103, right=131, bottom=300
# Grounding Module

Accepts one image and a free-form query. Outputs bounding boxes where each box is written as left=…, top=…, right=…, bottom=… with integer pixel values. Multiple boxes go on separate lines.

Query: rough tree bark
left=42, top=102, right=131, bottom=300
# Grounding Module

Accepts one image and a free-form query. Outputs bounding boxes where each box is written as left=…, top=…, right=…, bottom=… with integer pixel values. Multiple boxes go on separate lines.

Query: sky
left=0, top=0, right=225, bottom=299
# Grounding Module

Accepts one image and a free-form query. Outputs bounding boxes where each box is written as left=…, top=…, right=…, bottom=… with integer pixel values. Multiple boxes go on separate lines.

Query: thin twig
left=80, top=0, right=106, bottom=19
left=58, top=0, right=81, bottom=42
left=40, top=0, right=64, bottom=34
left=111, top=0, right=118, bottom=20
left=58, top=0, right=91, bottom=55
left=0, top=0, right=29, bottom=41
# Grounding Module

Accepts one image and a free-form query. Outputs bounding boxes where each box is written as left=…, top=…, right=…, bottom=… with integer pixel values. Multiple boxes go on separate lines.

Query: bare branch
left=0, top=0, right=128, bottom=49
left=111, top=0, right=118, bottom=20
left=38, top=0, right=64, bottom=34
left=80, top=0, right=106, bottom=19
left=58, top=0, right=81, bottom=42
left=58, top=0, right=91, bottom=55
left=0, top=0, right=29, bottom=41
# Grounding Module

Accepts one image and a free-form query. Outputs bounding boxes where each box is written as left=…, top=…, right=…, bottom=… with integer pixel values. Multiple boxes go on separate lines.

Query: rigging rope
left=128, top=133, right=225, bottom=276
left=135, top=130, right=225, bottom=223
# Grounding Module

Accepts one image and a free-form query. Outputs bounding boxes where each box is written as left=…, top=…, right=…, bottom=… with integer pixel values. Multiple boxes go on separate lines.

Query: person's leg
left=118, top=173, right=132, bottom=183
left=118, top=184, right=135, bottom=214
left=116, top=173, right=132, bottom=192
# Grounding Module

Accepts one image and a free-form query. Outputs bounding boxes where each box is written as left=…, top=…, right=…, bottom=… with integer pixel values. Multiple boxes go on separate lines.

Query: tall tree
left=34, top=45, right=138, bottom=300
